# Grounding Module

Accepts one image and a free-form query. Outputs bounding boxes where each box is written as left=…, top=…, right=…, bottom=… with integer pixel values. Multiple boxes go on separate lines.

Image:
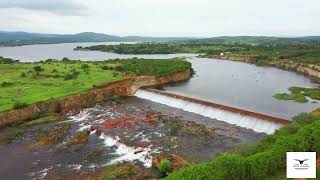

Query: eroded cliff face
left=0, top=89, right=115, bottom=126
left=156, top=69, right=192, bottom=85
left=269, top=60, right=320, bottom=80
left=210, top=55, right=320, bottom=80
left=207, top=55, right=257, bottom=63
left=0, top=70, right=192, bottom=127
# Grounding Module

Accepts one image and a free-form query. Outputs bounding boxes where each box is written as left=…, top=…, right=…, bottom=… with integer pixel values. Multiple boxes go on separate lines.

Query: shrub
left=157, top=159, right=172, bottom=175
left=62, top=57, right=70, bottom=61
left=101, top=66, right=109, bottom=70
left=20, top=72, right=26, bottom=77
left=33, top=66, right=44, bottom=72
left=64, top=74, right=76, bottom=80
left=13, top=102, right=28, bottom=109
left=170, top=122, right=179, bottom=135
left=1, top=82, right=14, bottom=87
left=81, top=64, right=89, bottom=69
left=115, top=65, right=124, bottom=71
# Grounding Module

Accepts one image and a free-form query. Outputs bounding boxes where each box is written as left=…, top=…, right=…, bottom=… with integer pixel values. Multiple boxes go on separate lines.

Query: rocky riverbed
left=0, top=97, right=264, bottom=179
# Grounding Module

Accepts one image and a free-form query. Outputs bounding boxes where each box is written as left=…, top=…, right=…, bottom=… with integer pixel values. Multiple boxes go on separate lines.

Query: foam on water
left=99, top=133, right=155, bottom=167
left=134, top=89, right=284, bottom=134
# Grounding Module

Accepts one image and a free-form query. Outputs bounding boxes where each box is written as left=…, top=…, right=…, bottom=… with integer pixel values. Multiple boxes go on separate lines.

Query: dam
left=134, top=89, right=291, bottom=134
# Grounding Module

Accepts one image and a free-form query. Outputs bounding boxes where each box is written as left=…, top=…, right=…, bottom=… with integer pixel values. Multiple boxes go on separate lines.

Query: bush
left=33, top=66, right=44, bottom=72
left=81, top=64, right=89, bottom=69
left=64, top=74, right=76, bottom=80
left=1, top=82, right=14, bottom=87
left=20, top=72, right=26, bottom=77
left=13, top=102, right=28, bottom=109
left=115, top=65, right=124, bottom=71
left=62, top=57, right=70, bottom=61
left=170, top=122, right=179, bottom=135
left=101, top=66, right=109, bottom=70
left=157, top=159, right=172, bottom=175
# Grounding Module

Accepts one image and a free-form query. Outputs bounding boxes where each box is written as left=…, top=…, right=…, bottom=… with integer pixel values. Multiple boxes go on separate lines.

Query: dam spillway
left=134, top=89, right=291, bottom=134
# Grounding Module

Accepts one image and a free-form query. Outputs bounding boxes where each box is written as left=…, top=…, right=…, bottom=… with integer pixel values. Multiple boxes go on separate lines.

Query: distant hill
left=0, top=31, right=195, bottom=46
left=1, top=31, right=319, bottom=46
left=179, top=36, right=320, bottom=45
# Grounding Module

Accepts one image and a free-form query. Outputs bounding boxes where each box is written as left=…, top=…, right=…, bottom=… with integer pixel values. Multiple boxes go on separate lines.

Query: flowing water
left=134, top=89, right=284, bottom=134
left=0, top=98, right=263, bottom=179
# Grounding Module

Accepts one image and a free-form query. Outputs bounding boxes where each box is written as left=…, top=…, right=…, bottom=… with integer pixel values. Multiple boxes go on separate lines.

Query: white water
left=134, top=89, right=284, bottom=134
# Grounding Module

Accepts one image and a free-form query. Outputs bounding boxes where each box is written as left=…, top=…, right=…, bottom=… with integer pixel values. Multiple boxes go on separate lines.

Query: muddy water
left=0, top=97, right=264, bottom=179
left=164, top=57, right=320, bottom=119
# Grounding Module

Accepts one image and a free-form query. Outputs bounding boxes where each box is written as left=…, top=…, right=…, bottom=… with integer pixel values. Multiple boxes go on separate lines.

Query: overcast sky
left=0, top=0, right=319, bottom=37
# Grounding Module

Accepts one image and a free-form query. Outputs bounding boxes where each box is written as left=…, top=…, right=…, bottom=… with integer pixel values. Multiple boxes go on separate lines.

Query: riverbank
left=206, top=54, right=320, bottom=82
left=0, top=68, right=192, bottom=127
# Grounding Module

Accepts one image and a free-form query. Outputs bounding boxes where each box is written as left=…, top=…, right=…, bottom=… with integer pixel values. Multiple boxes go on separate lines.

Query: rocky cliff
left=268, top=60, right=320, bottom=80
left=207, top=55, right=257, bottom=63
left=210, top=55, right=320, bottom=81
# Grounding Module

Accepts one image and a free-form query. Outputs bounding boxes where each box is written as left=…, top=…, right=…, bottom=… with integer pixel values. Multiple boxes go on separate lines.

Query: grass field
left=0, top=60, right=121, bottom=112
left=0, top=58, right=191, bottom=113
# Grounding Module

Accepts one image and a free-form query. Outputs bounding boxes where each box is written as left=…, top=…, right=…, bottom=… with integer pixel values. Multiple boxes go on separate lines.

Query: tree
left=62, top=57, right=70, bottom=61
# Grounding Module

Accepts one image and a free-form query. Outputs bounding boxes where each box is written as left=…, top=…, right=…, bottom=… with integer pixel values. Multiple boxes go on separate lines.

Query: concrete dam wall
left=134, top=89, right=290, bottom=134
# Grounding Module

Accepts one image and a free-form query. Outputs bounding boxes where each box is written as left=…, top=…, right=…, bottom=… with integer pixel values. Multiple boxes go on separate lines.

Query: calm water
left=0, top=43, right=318, bottom=119
left=164, top=58, right=320, bottom=119
left=0, top=42, right=194, bottom=62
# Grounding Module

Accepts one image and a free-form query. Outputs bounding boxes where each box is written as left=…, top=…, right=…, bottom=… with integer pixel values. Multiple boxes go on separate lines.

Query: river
left=0, top=42, right=318, bottom=119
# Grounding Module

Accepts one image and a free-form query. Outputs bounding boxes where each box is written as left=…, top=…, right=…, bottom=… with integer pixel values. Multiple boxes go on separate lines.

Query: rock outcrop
left=210, top=55, right=320, bottom=81
left=269, top=60, right=320, bottom=80
left=207, top=55, right=258, bottom=63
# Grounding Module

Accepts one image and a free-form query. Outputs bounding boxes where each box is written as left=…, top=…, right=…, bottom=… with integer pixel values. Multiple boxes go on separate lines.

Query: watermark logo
left=287, top=152, right=316, bottom=178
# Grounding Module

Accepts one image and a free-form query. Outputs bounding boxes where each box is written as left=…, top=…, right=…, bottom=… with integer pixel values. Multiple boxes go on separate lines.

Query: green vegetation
left=170, top=121, right=179, bottom=135
left=0, top=59, right=120, bottom=112
left=21, top=113, right=62, bottom=126
left=165, top=113, right=320, bottom=180
left=0, top=128, right=23, bottom=143
left=97, top=162, right=141, bottom=180
left=0, top=57, right=191, bottom=112
left=79, top=42, right=320, bottom=64
left=109, top=58, right=191, bottom=77
left=75, top=43, right=188, bottom=54
left=273, top=86, right=320, bottom=103
left=157, top=159, right=172, bottom=175
left=34, top=122, right=70, bottom=145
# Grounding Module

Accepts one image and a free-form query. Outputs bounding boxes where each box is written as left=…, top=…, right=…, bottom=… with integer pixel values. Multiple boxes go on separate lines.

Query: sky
left=0, top=0, right=319, bottom=37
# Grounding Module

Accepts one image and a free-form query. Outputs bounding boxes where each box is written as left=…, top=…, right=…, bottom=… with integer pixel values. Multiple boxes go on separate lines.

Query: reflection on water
left=164, top=58, right=320, bottom=119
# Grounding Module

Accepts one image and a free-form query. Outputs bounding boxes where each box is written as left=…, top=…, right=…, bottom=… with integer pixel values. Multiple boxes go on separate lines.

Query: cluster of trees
left=0, top=56, right=19, bottom=64
left=77, top=43, right=187, bottom=54
left=166, top=113, right=320, bottom=180
left=108, top=58, right=192, bottom=77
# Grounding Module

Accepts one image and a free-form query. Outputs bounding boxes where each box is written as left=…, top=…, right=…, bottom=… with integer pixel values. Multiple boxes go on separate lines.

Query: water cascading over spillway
left=134, top=89, right=290, bottom=134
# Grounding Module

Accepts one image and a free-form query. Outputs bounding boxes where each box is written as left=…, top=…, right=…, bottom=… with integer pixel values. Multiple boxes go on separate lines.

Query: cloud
left=0, top=0, right=88, bottom=16
left=0, top=0, right=319, bottom=36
